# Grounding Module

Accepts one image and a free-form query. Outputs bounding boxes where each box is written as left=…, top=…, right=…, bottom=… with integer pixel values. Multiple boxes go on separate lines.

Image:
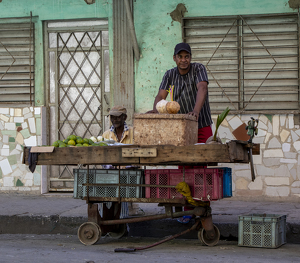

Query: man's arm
left=187, top=81, right=208, bottom=121
left=146, top=89, right=169, bottom=113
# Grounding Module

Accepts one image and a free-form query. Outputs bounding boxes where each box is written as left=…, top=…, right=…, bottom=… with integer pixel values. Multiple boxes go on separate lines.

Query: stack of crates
left=144, top=168, right=224, bottom=201
left=238, top=214, right=286, bottom=248
left=73, top=169, right=144, bottom=199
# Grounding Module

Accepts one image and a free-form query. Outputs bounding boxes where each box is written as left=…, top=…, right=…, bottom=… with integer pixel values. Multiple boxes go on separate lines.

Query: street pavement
left=0, top=193, right=299, bottom=244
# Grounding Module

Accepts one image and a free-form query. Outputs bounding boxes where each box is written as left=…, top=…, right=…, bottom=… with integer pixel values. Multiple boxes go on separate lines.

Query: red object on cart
left=145, top=168, right=223, bottom=201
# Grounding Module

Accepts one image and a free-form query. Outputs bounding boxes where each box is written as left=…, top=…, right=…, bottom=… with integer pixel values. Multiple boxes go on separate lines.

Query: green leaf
left=213, top=107, right=231, bottom=141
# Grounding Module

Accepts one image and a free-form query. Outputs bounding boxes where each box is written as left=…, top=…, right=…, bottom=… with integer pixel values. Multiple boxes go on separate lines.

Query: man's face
left=173, top=50, right=191, bottom=71
left=110, top=114, right=127, bottom=128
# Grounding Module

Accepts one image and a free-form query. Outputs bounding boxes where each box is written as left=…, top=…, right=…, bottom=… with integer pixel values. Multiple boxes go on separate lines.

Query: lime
left=99, top=142, right=108, bottom=146
left=88, top=139, right=94, bottom=145
left=52, top=141, right=59, bottom=147
left=68, top=135, right=76, bottom=141
left=76, top=138, right=84, bottom=144
left=68, top=139, right=76, bottom=146
left=83, top=143, right=89, bottom=147
left=63, top=139, right=69, bottom=144
left=76, top=143, right=83, bottom=147
left=83, top=138, right=89, bottom=144
left=59, top=143, right=67, bottom=147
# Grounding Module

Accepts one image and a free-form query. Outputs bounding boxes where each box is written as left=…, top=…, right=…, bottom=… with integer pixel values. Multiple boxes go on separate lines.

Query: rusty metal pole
left=200, top=214, right=215, bottom=240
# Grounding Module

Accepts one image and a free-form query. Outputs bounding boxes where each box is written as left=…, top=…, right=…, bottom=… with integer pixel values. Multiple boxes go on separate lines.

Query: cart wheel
left=197, top=224, right=220, bottom=246
left=78, top=222, right=101, bottom=245
left=108, top=223, right=127, bottom=239
left=197, top=228, right=205, bottom=245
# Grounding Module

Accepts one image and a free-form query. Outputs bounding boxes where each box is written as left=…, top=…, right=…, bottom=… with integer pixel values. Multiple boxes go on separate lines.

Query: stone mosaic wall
left=214, top=114, right=300, bottom=200
left=0, top=107, right=299, bottom=200
left=0, top=107, right=42, bottom=193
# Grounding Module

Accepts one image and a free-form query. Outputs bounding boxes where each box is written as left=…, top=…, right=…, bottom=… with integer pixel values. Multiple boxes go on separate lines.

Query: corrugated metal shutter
left=0, top=21, right=34, bottom=106
left=183, top=14, right=299, bottom=113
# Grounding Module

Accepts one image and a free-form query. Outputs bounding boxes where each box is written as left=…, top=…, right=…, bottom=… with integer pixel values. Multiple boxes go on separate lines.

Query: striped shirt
left=159, top=63, right=212, bottom=129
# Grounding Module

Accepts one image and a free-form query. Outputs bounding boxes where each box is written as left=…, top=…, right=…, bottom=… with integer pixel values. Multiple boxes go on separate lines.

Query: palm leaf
left=213, top=107, right=231, bottom=141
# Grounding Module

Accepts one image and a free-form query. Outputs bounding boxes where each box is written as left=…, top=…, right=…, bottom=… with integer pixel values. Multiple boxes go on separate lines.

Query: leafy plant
left=213, top=107, right=231, bottom=141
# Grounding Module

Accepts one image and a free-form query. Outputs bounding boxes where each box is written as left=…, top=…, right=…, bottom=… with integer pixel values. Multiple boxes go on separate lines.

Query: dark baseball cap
left=174, top=42, right=191, bottom=55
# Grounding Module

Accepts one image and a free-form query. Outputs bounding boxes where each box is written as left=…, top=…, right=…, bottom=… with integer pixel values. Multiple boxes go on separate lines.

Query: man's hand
left=187, top=110, right=199, bottom=121
left=146, top=109, right=158, bottom=114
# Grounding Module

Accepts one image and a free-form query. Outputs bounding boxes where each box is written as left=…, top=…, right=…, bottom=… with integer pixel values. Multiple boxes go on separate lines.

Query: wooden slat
left=23, top=141, right=256, bottom=166
left=122, top=148, right=157, bottom=157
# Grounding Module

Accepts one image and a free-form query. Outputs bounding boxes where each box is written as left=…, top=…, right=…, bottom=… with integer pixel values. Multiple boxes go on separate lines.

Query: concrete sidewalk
left=0, top=193, right=299, bottom=244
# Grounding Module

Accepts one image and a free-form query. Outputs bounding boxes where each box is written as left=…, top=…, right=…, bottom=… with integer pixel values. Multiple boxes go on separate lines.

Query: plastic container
left=221, top=167, right=232, bottom=197
left=73, top=169, right=144, bottom=199
left=238, top=214, right=286, bottom=248
left=144, top=168, right=223, bottom=201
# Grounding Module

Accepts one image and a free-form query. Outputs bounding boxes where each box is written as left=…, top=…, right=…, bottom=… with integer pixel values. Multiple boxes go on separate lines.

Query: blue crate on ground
left=220, top=167, right=232, bottom=197
left=73, top=169, right=144, bottom=199
left=238, top=214, right=286, bottom=248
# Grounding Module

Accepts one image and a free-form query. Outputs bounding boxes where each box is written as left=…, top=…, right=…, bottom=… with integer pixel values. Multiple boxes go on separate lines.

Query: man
left=102, top=105, right=133, bottom=144
left=101, top=105, right=140, bottom=219
left=148, top=42, right=213, bottom=143
left=148, top=43, right=213, bottom=223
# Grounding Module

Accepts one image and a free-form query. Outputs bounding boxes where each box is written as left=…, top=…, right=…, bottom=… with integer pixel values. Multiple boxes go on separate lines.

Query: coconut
left=156, top=99, right=168, bottom=113
left=166, top=101, right=180, bottom=114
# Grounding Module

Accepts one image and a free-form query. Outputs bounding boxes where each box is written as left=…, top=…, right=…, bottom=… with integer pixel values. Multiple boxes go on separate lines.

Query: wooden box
left=133, top=113, right=198, bottom=146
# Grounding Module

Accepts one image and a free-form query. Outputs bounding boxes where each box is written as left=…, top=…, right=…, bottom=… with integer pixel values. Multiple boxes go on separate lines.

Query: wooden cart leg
left=88, top=203, right=101, bottom=224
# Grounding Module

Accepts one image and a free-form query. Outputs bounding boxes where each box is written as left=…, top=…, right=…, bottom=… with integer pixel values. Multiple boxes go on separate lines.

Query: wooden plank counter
left=23, top=140, right=259, bottom=166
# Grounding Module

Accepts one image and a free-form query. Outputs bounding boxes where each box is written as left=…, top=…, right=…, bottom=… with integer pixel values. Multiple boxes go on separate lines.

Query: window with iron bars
left=182, top=14, right=299, bottom=114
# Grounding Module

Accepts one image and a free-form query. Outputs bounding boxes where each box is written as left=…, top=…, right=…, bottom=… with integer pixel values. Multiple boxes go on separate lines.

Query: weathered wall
left=134, top=0, right=294, bottom=112
left=215, top=114, right=300, bottom=200
left=0, top=0, right=110, bottom=193
left=133, top=0, right=299, bottom=200
left=0, top=0, right=299, bottom=198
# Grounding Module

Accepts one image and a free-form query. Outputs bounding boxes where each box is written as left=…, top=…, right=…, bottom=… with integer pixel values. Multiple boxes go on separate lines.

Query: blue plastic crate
left=221, top=167, right=232, bottom=198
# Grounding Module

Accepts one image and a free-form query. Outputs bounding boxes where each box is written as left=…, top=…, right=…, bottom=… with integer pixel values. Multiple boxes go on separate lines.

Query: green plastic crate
left=73, top=169, right=144, bottom=199
left=238, top=214, right=286, bottom=248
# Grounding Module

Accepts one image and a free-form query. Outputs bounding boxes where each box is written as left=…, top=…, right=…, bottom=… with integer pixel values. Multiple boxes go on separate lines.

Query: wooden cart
left=23, top=140, right=259, bottom=247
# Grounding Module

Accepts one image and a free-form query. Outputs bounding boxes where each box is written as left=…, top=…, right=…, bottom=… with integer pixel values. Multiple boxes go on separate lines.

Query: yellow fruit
left=69, top=135, right=77, bottom=141
left=68, top=139, right=76, bottom=146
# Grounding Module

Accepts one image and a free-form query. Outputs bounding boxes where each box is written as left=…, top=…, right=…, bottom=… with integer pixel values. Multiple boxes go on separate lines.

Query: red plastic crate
left=145, top=168, right=223, bottom=201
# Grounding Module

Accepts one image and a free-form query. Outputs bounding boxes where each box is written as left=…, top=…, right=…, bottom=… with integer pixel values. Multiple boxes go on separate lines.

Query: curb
left=1, top=215, right=299, bottom=244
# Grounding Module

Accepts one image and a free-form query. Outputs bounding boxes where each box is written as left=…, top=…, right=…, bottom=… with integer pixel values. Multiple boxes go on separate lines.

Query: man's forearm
left=193, top=82, right=208, bottom=115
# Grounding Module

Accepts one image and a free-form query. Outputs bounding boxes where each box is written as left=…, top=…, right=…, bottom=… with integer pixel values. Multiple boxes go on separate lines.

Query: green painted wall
left=133, top=0, right=297, bottom=113
left=0, top=0, right=110, bottom=106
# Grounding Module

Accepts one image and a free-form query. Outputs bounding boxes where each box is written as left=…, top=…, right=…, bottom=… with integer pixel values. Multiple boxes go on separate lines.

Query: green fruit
left=76, top=143, right=83, bottom=147
left=88, top=139, right=94, bottom=145
left=69, top=135, right=77, bottom=141
left=52, top=141, right=59, bottom=147
left=83, top=143, right=89, bottom=147
left=68, top=139, right=76, bottom=146
left=59, top=143, right=67, bottom=147
left=76, top=138, right=84, bottom=144
left=63, top=139, right=69, bottom=144
left=98, top=142, right=108, bottom=146
left=83, top=138, right=89, bottom=144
